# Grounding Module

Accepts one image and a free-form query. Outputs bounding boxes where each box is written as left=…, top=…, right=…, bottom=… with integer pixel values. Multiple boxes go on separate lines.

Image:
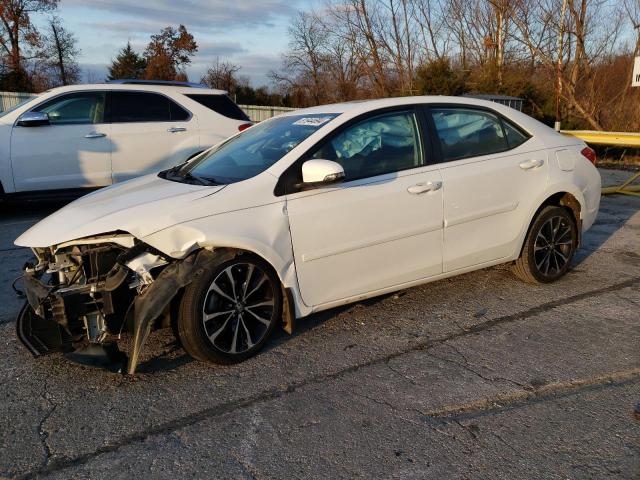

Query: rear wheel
left=513, top=206, right=578, bottom=283
left=178, top=253, right=282, bottom=365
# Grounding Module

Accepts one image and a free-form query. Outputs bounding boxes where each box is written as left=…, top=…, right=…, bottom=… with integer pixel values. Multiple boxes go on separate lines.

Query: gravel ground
left=0, top=168, right=638, bottom=479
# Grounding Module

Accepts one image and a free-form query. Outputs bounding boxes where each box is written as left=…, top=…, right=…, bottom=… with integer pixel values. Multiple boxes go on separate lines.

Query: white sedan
left=14, top=96, right=601, bottom=374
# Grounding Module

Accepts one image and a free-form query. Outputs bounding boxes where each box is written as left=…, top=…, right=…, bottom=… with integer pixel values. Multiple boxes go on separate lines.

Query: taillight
left=580, top=147, right=597, bottom=166
left=238, top=123, right=253, bottom=132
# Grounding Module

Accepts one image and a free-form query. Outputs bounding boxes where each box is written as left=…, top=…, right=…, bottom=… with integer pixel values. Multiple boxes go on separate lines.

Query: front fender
left=140, top=201, right=313, bottom=318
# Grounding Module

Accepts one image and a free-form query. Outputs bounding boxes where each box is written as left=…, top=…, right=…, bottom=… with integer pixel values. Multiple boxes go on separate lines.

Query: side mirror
left=17, top=111, right=50, bottom=127
left=301, top=159, right=345, bottom=186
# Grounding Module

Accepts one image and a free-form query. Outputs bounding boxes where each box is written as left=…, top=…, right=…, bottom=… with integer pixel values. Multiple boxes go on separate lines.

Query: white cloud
left=64, top=0, right=302, bottom=29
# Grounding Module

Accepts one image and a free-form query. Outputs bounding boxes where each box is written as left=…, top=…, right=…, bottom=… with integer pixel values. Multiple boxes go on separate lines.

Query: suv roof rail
left=107, top=79, right=208, bottom=88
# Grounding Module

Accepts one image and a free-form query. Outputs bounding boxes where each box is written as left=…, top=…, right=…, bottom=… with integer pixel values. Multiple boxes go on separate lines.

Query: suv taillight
left=580, top=147, right=597, bottom=166
left=238, top=123, right=253, bottom=132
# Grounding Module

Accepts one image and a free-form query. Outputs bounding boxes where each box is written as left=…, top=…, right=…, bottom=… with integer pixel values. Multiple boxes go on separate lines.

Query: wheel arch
left=516, top=187, right=585, bottom=259
left=169, top=245, right=300, bottom=336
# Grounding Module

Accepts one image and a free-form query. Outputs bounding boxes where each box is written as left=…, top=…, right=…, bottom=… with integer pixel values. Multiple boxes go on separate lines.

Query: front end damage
left=16, top=235, right=217, bottom=374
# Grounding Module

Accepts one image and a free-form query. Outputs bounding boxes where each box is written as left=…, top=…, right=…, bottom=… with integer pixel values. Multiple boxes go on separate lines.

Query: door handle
left=167, top=127, right=187, bottom=133
left=407, top=181, right=442, bottom=194
left=519, top=159, right=544, bottom=170
left=84, top=132, right=106, bottom=139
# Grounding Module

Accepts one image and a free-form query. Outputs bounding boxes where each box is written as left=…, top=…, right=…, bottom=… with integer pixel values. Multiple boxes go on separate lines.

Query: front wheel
left=177, top=253, right=282, bottom=365
left=513, top=206, right=578, bottom=283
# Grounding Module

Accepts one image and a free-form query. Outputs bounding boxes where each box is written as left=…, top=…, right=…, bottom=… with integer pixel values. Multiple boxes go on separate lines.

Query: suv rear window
left=185, top=94, right=249, bottom=121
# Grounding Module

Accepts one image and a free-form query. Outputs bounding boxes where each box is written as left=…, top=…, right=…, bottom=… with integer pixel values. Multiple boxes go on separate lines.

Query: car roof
left=281, top=95, right=561, bottom=140
left=281, top=95, right=522, bottom=115
left=41, top=83, right=228, bottom=96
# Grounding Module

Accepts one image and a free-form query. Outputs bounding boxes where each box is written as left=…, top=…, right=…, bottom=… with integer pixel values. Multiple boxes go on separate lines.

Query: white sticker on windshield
left=292, top=116, right=333, bottom=127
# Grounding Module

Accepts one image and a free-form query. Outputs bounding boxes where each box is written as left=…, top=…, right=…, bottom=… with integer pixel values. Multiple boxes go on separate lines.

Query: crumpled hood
left=15, top=174, right=225, bottom=248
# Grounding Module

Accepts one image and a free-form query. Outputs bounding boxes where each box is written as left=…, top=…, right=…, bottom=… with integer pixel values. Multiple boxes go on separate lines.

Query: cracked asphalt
left=0, top=168, right=638, bottom=479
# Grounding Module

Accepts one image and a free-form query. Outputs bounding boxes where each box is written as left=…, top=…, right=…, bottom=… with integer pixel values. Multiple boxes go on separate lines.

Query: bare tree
left=42, top=16, right=79, bottom=85
left=201, top=58, right=241, bottom=94
left=0, top=0, right=57, bottom=90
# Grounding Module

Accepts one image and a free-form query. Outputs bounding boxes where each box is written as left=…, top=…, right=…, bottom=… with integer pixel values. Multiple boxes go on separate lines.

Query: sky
left=34, top=0, right=317, bottom=87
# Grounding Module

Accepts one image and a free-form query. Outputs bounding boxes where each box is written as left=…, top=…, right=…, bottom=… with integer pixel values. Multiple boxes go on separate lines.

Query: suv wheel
left=177, top=253, right=282, bottom=364
left=513, top=206, right=578, bottom=283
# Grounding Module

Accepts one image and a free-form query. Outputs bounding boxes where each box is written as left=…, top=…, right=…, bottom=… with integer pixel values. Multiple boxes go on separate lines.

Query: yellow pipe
left=560, top=131, right=640, bottom=196
left=601, top=171, right=640, bottom=196
left=561, top=130, right=640, bottom=147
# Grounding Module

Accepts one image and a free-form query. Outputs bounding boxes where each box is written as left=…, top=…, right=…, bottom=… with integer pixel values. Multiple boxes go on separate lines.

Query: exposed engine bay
left=16, top=234, right=217, bottom=374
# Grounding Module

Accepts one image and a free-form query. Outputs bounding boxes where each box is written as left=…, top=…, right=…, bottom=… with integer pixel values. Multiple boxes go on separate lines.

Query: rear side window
left=110, top=92, right=190, bottom=123
left=430, top=108, right=508, bottom=161
left=185, top=94, right=249, bottom=121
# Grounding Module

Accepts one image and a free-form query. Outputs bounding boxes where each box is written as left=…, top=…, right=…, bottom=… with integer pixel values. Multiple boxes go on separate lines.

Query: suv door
left=11, top=91, right=111, bottom=191
left=108, top=91, right=200, bottom=183
left=427, top=106, right=546, bottom=272
left=285, top=108, right=444, bottom=307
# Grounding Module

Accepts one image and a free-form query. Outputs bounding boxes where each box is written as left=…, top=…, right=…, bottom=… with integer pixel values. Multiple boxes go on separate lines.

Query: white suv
left=0, top=80, right=252, bottom=196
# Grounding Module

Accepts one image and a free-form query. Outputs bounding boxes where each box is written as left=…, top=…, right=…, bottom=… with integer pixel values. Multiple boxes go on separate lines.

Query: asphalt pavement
left=0, top=168, right=638, bottom=479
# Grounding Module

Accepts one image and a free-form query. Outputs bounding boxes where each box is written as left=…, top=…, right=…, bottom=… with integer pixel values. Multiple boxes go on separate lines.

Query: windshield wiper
left=181, top=171, right=213, bottom=186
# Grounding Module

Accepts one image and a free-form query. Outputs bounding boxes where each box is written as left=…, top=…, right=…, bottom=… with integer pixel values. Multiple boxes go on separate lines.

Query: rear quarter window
left=185, top=94, right=250, bottom=121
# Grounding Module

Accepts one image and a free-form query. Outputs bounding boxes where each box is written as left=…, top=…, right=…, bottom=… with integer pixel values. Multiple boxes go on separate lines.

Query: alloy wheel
left=533, top=215, right=574, bottom=277
left=201, top=263, right=275, bottom=354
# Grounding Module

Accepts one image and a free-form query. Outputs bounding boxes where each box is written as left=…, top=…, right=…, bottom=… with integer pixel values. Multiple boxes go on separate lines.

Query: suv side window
left=110, top=92, right=190, bottom=123
left=309, top=110, right=424, bottom=181
left=33, top=92, right=106, bottom=125
left=430, top=108, right=509, bottom=161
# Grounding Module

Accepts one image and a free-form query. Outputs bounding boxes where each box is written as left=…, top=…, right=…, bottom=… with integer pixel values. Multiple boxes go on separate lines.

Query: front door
left=286, top=109, right=444, bottom=307
left=11, top=91, right=111, bottom=191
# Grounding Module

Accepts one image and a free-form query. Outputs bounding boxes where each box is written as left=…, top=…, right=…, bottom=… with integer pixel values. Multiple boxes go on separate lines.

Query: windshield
left=168, top=113, right=338, bottom=185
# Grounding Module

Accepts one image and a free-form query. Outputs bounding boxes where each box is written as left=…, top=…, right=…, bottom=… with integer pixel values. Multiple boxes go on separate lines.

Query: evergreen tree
left=107, top=42, right=146, bottom=80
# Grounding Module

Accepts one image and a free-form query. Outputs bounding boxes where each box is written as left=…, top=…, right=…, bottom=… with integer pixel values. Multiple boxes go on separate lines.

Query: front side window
left=310, top=110, right=424, bottom=181
left=110, top=92, right=189, bottom=123
left=430, top=108, right=508, bottom=161
left=33, top=92, right=105, bottom=125
left=170, top=113, right=339, bottom=185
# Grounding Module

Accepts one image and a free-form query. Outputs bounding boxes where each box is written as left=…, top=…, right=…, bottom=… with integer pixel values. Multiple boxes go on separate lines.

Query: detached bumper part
left=16, top=301, right=73, bottom=356
left=127, top=249, right=222, bottom=374
left=16, top=246, right=224, bottom=374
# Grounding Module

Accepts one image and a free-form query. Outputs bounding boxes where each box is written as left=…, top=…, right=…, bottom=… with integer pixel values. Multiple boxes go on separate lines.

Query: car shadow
left=572, top=190, right=639, bottom=267
left=134, top=294, right=394, bottom=375
left=134, top=341, right=194, bottom=374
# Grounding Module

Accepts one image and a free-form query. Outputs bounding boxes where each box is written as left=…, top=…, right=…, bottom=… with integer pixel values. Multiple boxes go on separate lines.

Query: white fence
left=0, top=91, right=295, bottom=122
left=238, top=104, right=297, bottom=122
left=0, top=91, right=36, bottom=112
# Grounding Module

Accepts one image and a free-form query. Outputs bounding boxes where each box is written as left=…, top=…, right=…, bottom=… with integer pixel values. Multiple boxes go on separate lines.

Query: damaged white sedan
left=14, top=96, right=601, bottom=374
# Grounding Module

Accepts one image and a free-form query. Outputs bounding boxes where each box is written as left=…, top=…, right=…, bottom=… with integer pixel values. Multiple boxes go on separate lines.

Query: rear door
left=285, top=108, right=444, bottom=307
left=426, top=105, right=548, bottom=272
left=108, top=91, right=200, bottom=183
left=11, top=91, right=111, bottom=191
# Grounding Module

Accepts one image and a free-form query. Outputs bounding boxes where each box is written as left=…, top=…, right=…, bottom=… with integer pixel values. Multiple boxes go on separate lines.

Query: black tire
left=513, top=206, right=578, bottom=284
left=177, top=253, right=282, bottom=365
